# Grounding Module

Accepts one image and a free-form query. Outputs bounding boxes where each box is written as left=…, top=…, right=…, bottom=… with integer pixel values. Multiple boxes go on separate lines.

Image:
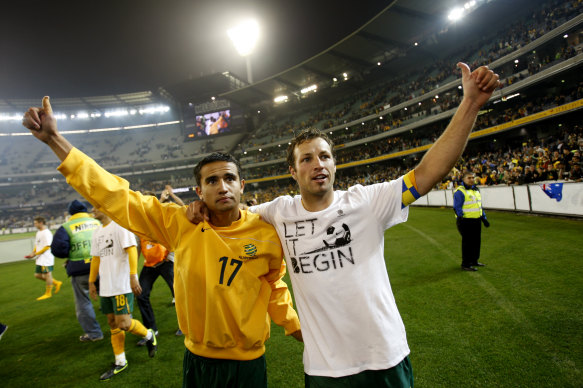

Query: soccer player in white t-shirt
left=25, top=216, right=62, bottom=300
left=187, top=63, right=500, bottom=387
left=88, top=209, right=157, bottom=381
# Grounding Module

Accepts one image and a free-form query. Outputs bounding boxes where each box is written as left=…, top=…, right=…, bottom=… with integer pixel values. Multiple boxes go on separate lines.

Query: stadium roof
left=0, top=91, right=159, bottom=112
left=1, top=0, right=541, bottom=112
left=217, top=0, right=489, bottom=107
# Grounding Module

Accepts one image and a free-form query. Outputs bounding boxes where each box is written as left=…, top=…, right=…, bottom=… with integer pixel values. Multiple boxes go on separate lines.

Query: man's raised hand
left=457, top=62, right=500, bottom=110
left=22, top=96, right=59, bottom=144
left=22, top=96, right=73, bottom=161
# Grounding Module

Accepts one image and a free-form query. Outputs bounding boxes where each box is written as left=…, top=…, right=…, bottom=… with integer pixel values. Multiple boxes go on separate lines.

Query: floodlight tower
left=227, top=19, right=260, bottom=84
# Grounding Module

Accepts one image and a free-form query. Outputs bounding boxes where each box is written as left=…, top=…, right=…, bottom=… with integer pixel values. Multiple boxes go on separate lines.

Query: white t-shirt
left=251, top=178, right=410, bottom=377
left=91, top=221, right=136, bottom=297
left=35, top=228, right=54, bottom=267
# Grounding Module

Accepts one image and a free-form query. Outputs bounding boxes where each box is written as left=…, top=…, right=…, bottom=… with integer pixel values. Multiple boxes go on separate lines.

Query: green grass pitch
left=0, top=207, right=581, bottom=387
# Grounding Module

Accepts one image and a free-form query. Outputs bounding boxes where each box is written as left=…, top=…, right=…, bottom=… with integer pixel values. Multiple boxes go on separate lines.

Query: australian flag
left=540, top=183, right=563, bottom=202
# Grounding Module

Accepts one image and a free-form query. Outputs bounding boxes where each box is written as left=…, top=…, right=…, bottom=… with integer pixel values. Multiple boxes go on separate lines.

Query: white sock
left=145, top=331, right=153, bottom=341
left=115, top=353, right=126, bottom=366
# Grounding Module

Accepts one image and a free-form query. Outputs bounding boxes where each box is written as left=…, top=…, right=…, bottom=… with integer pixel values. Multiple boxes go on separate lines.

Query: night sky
left=0, top=0, right=390, bottom=99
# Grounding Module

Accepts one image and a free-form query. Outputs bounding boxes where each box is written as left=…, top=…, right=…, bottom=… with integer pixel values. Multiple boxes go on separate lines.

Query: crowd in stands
left=2, top=123, right=580, bottom=230
left=240, top=0, right=581, bottom=151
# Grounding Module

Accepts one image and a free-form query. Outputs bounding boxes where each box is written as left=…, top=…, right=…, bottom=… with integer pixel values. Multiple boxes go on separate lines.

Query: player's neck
left=301, top=191, right=334, bottom=212
left=209, top=208, right=241, bottom=227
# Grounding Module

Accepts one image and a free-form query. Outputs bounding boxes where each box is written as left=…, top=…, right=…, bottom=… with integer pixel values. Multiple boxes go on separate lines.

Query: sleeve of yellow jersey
left=35, top=246, right=50, bottom=255
left=265, top=253, right=301, bottom=336
left=57, top=148, right=181, bottom=251
left=402, top=170, right=421, bottom=209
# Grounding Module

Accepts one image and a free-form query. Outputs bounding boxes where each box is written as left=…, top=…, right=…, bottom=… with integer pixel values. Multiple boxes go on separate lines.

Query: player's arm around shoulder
left=253, top=215, right=302, bottom=338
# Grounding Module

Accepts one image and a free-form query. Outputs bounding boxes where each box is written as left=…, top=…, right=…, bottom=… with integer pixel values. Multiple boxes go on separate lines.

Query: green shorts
left=182, top=348, right=267, bottom=388
left=100, top=293, right=134, bottom=315
left=305, top=355, right=413, bottom=388
left=35, top=265, right=53, bottom=274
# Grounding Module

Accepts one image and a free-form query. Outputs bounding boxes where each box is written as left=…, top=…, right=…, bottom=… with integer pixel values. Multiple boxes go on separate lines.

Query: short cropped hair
left=193, top=152, right=242, bottom=186
left=34, top=216, right=46, bottom=224
left=286, top=128, right=335, bottom=168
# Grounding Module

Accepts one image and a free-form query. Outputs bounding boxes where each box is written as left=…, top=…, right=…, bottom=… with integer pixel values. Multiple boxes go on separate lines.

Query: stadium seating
left=1, top=0, right=582, bottom=230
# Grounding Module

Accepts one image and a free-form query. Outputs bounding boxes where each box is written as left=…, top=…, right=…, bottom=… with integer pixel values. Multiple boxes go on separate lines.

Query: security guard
left=51, top=200, right=104, bottom=340
left=453, top=172, right=490, bottom=271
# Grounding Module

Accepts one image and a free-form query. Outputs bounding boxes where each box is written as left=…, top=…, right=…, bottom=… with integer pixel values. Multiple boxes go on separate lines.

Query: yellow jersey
left=59, top=147, right=300, bottom=360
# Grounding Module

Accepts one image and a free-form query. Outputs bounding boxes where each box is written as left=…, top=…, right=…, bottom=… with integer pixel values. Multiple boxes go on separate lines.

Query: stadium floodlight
left=448, top=7, right=464, bottom=21
left=301, top=84, right=317, bottom=94
left=0, top=113, right=22, bottom=121
left=227, top=19, right=259, bottom=57
left=228, top=19, right=260, bottom=83
left=274, top=95, right=288, bottom=103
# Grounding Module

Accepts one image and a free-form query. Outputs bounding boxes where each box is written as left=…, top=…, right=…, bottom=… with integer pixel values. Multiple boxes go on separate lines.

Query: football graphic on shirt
left=323, top=223, right=351, bottom=248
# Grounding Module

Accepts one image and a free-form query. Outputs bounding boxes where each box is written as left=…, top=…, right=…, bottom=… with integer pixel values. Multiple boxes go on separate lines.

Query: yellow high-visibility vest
left=455, top=186, right=483, bottom=218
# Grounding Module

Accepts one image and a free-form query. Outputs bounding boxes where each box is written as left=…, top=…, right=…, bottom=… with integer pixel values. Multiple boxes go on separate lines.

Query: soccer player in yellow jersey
left=23, top=97, right=302, bottom=388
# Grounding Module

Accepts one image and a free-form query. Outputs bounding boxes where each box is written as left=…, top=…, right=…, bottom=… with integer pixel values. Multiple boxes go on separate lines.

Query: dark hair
left=34, top=216, right=46, bottom=224
left=286, top=128, right=335, bottom=168
left=193, top=152, right=242, bottom=185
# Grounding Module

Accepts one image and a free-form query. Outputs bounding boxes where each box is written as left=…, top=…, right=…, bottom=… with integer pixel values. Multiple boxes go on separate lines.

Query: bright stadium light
left=228, top=19, right=260, bottom=83
left=301, top=84, right=317, bottom=94
left=227, top=20, right=259, bottom=56
left=0, top=113, right=22, bottom=121
left=448, top=7, right=464, bottom=21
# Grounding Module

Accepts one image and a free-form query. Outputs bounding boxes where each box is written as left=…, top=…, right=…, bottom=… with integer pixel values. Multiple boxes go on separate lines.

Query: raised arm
left=22, top=97, right=182, bottom=250
left=414, top=63, right=500, bottom=196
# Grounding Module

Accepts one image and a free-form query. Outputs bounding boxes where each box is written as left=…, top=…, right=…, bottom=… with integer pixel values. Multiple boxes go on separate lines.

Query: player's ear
left=195, top=186, right=203, bottom=200
left=240, top=179, right=245, bottom=193
left=289, top=166, right=298, bottom=181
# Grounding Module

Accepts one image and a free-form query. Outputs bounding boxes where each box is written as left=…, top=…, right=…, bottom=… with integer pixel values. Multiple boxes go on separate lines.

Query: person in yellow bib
left=453, top=172, right=490, bottom=271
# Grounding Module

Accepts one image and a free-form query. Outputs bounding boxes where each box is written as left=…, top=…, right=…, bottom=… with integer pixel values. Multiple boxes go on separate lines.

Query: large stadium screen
left=193, top=110, right=231, bottom=137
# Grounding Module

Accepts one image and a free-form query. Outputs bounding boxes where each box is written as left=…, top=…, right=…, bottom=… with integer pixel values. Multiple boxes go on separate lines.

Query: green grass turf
left=0, top=207, right=581, bottom=387
left=0, top=232, right=35, bottom=242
